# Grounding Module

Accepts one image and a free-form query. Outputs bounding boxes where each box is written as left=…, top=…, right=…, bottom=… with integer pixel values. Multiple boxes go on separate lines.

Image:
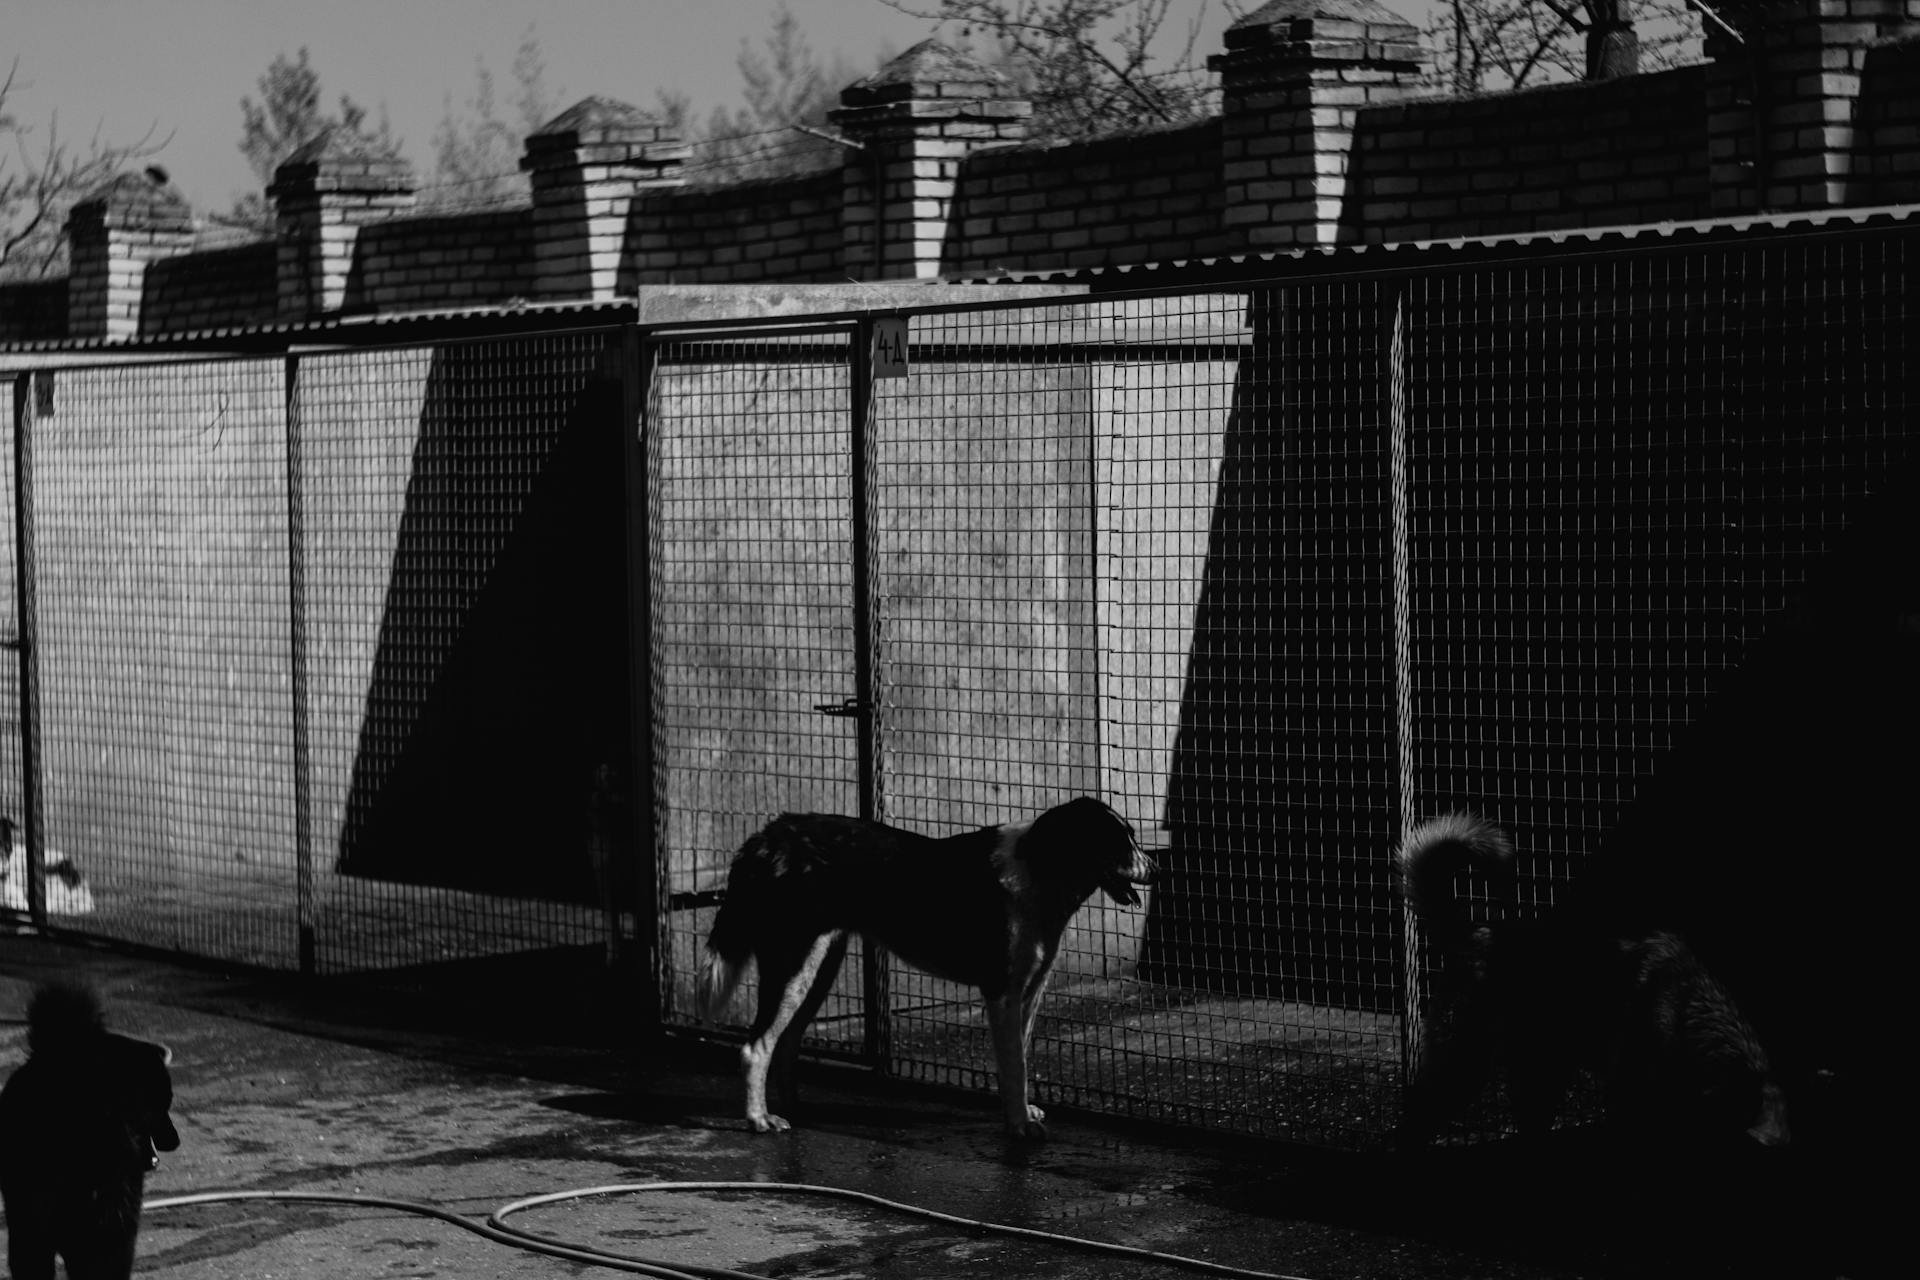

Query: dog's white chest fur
left=991, top=821, right=1033, bottom=895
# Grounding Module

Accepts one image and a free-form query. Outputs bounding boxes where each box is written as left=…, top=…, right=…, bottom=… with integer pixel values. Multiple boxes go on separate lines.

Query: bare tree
left=1, top=59, right=170, bottom=281
left=884, top=0, right=1232, bottom=140
left=1426, top=0, right=1704, bottom=94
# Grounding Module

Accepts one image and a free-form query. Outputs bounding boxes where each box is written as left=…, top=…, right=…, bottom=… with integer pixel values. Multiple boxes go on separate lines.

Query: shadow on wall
left=334, top=343, right=631, bottom=904
left=1572, top=455, right=1919, bottom=1159
left=1138, top=289, right=1398, bottom=1010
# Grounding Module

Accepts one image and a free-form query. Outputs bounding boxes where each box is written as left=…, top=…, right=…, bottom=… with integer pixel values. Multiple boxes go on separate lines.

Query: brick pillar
left=64, top=169, right=195, bottom=339
left=269, top=130, right=416, bottom=320
left=1211, top=0, right=1425, bottom=249
left=829, top=40, right=1030, bottom=280
left=520, top=97, right=687, bottom=302
left=1707, top=0, right=1920, bottom=214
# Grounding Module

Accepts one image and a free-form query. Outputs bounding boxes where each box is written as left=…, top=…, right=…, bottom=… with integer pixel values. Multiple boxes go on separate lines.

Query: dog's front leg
left=987, top=993, right=1046, bottom=1139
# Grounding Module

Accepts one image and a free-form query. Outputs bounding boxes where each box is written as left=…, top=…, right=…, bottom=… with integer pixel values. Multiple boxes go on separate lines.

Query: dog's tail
left=696, top=941, right=747, bottom=1025
left=695, top=827, right=779, bottom=1023
left=26, top=979, right=106, bottom=1056
left=1396, top=812, right=1516, bottom=945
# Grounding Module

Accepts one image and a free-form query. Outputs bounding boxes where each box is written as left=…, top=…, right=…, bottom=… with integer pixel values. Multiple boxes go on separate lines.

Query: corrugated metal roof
left=0, top=298, right=640, bottom=357
left=5, top=203, right=1916, bottom=356
left=954, top=202, right=1920, bottom=285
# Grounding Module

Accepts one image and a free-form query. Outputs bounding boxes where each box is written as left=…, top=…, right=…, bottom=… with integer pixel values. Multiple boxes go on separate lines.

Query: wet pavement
left=0, top=934, right=1858, bottom=1279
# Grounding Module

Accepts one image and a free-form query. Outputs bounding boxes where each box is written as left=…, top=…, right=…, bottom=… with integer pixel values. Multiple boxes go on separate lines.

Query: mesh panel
left=646, top=330, right=864, bottom=1041
left=1400, top=234, right=1915, bottom=1140
left=22, top=359, right=296, bottom=963
left=865, top=295, right=1400, bottom=1143
left=292, top=334, right=622, bottom=975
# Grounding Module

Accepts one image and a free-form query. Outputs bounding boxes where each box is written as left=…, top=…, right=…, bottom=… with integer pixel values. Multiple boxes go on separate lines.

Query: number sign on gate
left=871, top=316, right=909, bottom=379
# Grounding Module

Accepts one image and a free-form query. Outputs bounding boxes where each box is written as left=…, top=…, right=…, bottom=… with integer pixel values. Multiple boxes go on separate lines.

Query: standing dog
left=698, top=796, right=1154, bottom=1138
left=1396, top=813, right=1787, bottom=1151
left=0, top=981, right=181, bottom=1280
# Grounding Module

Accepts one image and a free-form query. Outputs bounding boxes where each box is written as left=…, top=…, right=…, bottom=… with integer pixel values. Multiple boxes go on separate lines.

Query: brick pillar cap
left=838, top=39, right=1025, bottom=109
left=269, top=128, right=415, bottom=197
left=1213, top=0, right=1424, bottom=73
left=1226, top=0, right=1420, bottom=43
left=65, top=168, right=194, bottom=235
left=522, top=96, right=683, bottom=162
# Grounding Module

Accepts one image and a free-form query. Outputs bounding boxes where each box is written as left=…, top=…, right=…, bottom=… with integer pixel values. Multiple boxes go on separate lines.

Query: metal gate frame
left=640, top=317, right=889, bottom=1064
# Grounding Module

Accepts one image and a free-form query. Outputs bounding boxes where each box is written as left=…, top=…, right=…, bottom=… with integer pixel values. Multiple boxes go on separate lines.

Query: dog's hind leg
left=769, top=931, right=849, bottom=1118
left=1396, top=1002, right=1496, bottom=1151
left=741, top=930, right=846, bottom=1134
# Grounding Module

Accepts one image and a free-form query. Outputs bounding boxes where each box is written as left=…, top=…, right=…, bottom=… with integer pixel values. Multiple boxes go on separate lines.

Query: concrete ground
left=0, top=934, right=1858, bottom=1280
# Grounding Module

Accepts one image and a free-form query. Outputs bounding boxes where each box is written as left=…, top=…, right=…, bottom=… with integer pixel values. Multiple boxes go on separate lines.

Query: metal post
left=11, top=373, right=47, bottom=930
left=850, top=318, right=890, bottom=1066
left=624, top=323, right=664, bottom=1031
left=1087, top=358, right=1105, bottom=800
left=284, top=356, right=317, bottom=975
left=1385, top=285, right=1420, bottom=1079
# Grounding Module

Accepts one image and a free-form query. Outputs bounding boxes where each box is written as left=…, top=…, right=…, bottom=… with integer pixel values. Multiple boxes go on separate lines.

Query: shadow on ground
left=0, top=932, right=1871, bottom=1280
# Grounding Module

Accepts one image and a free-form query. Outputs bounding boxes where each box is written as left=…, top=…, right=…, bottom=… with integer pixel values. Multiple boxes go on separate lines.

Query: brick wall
left=623, top=169, right=843, bottom=285
left=142, top=242, right=278, bottom=334
left=346, top=209, right=534, bottom=311
left=943, top=120, right=1228, bottom=275
left=1348, top=66, right=1711, bottom=241
left=5, top=2, right=1920, bottom=346
left=0, top=280, right=67, bottom=342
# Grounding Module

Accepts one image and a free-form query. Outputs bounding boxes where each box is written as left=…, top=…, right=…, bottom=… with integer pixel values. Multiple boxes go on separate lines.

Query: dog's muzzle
left=1101, top=849, right=1157, bottom=906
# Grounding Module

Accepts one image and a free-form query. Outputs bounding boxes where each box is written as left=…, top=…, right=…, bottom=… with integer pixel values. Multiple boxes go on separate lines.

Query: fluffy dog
left=1396, top=813, right=1786, bottom=1151
left=1613, top=931, right=1790, bottom=1149
left=0, top=818, right=95, bottom=917
left=0, top=981, right=180, bottom=1280
left=697, top=796, right=1154, bottom=1138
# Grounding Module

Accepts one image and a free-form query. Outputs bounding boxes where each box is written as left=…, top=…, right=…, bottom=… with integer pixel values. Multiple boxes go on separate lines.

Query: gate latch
left=813, top=697, right=869, bottom=718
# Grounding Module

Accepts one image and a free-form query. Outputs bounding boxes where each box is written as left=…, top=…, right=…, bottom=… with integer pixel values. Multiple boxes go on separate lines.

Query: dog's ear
left=1027, top=797, right=1121, bottom=846
left=1059, top=796, right=1121, bottom=827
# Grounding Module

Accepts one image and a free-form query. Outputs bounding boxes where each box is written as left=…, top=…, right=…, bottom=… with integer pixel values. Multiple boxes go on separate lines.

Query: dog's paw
left=1007, top=1117, right=1050, bottom=1140
left=748, top=1112, right=792, bottom=1134
left=1006, top=1105, right=1048, bottom=1140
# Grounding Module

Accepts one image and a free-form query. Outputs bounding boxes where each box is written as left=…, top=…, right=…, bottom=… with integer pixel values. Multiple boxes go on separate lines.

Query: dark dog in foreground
left=1396, top=813, right=1788, bottom=1152
left=0, top=982, right=181, bottom=1280
left=698, top=796, right=1155, bottom=1138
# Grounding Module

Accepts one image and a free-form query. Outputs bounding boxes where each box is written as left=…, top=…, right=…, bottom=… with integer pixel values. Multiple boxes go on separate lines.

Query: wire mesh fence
left=4, top=332, right=635, bottom=979
left=3, top=211, right=1914, bottom=1150
left=650, top=223, right=1915, bottom=1146
left=12, top=358, right=297, bottom=963
left=289, top=333, right=628, bottom=978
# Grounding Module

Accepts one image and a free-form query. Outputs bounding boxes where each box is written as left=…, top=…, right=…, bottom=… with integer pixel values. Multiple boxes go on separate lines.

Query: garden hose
left=147, top=1181, right=1317, bottom=1280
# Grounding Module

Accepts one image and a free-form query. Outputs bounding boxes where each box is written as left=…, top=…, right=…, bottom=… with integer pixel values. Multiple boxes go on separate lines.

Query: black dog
left=0, top=982, right=181, bottom=1280
left=1396, top=813, right=1787, bottom=1151
left=698, top=796, right=1154, bottom=1137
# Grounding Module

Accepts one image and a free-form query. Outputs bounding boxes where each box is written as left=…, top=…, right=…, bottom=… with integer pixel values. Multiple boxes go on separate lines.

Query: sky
left=3, top=0, right=1251, bottom=215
